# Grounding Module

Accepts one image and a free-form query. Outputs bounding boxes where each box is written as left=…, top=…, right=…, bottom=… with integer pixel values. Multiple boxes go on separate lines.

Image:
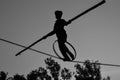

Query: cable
left=0, top=38, right=60, bottom=59
left=1, top=38, right=120, bottom=67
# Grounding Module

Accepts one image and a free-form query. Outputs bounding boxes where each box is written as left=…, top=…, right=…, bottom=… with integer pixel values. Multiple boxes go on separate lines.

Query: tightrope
left=0, top=38, right=120, bottom=67
left=0, top=38, right=59, bottom=59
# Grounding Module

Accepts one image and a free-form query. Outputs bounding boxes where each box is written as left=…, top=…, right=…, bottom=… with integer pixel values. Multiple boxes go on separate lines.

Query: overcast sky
left=0, top=0, right=120, bottom=80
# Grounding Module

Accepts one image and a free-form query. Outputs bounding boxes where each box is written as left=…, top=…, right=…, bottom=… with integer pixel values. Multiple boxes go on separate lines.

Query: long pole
left=69, top=0, right=106, bottom=22
left=15, top=31, right=52, bottom=56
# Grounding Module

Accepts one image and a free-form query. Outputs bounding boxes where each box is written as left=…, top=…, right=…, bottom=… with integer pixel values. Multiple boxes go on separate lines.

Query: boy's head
left=55, top=10, right=63, bottom=19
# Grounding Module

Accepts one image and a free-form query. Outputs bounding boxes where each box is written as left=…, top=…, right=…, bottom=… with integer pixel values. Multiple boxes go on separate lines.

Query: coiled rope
left=53, top=40, right=77, bottom=61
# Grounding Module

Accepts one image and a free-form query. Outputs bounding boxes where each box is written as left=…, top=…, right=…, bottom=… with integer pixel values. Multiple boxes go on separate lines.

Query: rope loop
left=53, top=40, right=77, bottom=61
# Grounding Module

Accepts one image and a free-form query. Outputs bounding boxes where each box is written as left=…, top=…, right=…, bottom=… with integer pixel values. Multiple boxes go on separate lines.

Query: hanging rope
left=1, top=38, right=120, bottom=67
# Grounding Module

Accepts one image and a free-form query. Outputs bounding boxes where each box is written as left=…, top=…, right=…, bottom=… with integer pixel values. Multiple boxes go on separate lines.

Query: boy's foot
left=69, top=53, right=75, bottom=61
left=62, top=58, right=71, bottom=61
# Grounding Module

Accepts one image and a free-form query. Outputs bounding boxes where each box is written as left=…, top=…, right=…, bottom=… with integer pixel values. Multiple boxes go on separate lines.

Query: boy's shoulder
left=61, top=19, right=66, bottom=21
left=60, top=19, right=66, bottom=23
left=56, top=19, right=66, bottom=24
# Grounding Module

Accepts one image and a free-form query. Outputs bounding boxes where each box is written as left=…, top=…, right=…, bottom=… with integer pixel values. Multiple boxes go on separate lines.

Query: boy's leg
left=64, top=44, right=75, bottom=60
left=58, top=42, right=70, bottom=61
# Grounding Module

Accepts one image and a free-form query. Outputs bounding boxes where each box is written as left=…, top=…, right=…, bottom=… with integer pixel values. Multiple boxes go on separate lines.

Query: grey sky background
left=0, top=0, right=120, bottom=79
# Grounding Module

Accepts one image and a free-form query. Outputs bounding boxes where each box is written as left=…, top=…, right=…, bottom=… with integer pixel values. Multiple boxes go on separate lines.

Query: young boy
left=44, top=10, right=75, bottom=61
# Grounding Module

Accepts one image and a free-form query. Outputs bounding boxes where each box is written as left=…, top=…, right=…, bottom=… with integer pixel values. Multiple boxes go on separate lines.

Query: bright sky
left=0, top=0, right=120, bottom=80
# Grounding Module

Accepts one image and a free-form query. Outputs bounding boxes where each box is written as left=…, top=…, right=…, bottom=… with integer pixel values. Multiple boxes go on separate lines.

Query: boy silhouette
left=16, top=0, right=105, bottom=59
left=43, top=10, right=75, bottom=61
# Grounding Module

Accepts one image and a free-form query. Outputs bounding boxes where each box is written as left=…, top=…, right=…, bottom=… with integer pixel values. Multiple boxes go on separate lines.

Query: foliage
left=0, top=71, right=8, bottom=80
left=13, top=74, right=26, bottom=80
left=61, top=68, right=72, bottom=80
left=45, top=57, right=61, bottom=80
left=74, top=60, right=101, bottom=80
left=0, top=57, right=110, bottom=80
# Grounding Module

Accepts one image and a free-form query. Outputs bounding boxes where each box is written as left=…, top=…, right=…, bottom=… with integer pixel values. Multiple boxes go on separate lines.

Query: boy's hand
left=66, top=20, right=72, bottom=25
left=68, top=20, right=72, bottom=24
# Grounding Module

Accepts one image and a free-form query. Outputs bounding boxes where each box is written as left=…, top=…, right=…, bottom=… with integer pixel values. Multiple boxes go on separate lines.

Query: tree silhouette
left=45, top=57, right=61, bottom=80
left=13, top=74, right=26, bottom=80
left=38, top=67, right=51, bottom=80
left=27, top=69, right=38, bottom=80
left=0, top=57, right=111, bottom=80
left=0, top=71, right=8, bottom=80
left=74, top=60, right=101, bottom=80
left=27, top=66, right=51, bottom=80
left=61, top=68, right=72, bottom=80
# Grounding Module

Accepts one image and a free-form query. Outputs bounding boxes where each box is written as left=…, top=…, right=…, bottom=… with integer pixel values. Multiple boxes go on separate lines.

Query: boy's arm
left=43, top=30, right=56, bottom=39
left=65, top=20, right=72, bottom=26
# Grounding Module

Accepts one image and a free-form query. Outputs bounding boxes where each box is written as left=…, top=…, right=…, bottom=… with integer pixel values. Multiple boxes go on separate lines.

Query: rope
left=0, top=38, right=59, bottom=59
left=1, top=38, right=120, bottom=67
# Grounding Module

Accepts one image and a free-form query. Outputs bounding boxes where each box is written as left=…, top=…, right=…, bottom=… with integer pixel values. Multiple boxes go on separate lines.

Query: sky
left=0, top=0, right=120, bottom=79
